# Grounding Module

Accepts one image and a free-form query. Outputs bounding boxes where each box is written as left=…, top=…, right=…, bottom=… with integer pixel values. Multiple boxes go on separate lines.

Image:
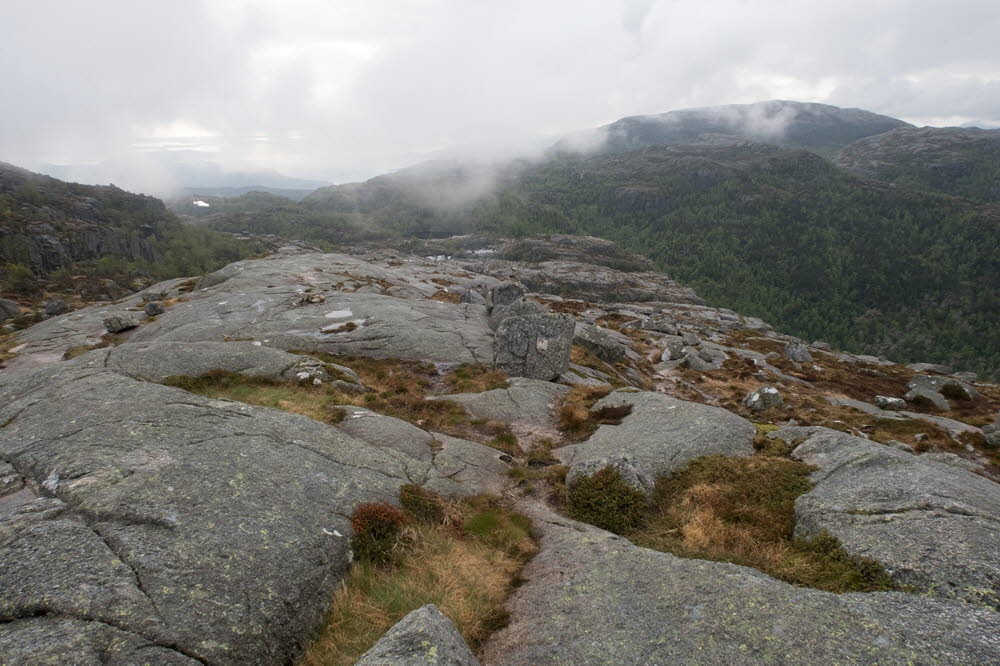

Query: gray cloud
left=1, top=0, right=998, bottom=192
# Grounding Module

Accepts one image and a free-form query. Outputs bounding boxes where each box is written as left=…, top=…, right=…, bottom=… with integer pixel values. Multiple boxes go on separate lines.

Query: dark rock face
left=144, top=301, right=165, bottom=316
left=356, top=604, right=479, bottom=665
left=0, top=163, right=165, bottom=276
left=494, top=313, right=575, bottom=380
left=0, top=298, right=19, bottom=321
left=42, top=300, right=68, bottom=316
left=788, top=427, right=1000, bottom=608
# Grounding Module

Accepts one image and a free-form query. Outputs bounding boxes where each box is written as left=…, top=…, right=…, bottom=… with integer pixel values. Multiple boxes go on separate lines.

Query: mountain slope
left=0, top=161, right=263, bottom=301
left=474, top=143, right=1000, bottom=376
left=836, top=126, right=1000, bottom=202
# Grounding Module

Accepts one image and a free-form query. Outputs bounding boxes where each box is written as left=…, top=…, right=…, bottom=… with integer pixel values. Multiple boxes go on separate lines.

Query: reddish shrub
left=350, top=502, right=408, bottom=564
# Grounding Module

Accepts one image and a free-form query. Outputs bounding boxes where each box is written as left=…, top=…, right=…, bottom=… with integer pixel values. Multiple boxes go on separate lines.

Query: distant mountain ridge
left=565, top=100, right=912, bottom=157
left=836, top=126, right=1000, bottom=202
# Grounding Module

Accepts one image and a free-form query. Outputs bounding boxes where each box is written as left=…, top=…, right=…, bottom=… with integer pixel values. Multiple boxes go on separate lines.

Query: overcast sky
left=2, top=0, right=999, bottom=190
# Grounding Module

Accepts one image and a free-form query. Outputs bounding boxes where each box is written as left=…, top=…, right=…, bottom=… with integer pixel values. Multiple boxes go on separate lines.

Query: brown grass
left=537, top=298, right=593, bottom=315
left=443, top=363, right=509, bottom=393
left=166, top=356, right=522, bottom=455
left=430, top=289, right=461, bottom=303
left=629, top=455, right=895, bottom=592
left=556, top=385, right=619, bottom=440
left=301, top=494, right=535, bottom=665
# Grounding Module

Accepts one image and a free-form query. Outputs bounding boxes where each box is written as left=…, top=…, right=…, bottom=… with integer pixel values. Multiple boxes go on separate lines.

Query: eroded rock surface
left=0, top=357, right=509, bottom=663
left=787, top=427, right=1000, bottom=608
left=556, top=390, right=756, bottom=479
left=480, top=504, right=1000, bottom=665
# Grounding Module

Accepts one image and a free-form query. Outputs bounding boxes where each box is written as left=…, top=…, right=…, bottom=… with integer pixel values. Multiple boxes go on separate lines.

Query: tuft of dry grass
left=629, top=455, right=895, bottom=593
left=301, top=494, right=535, bottom=666
left=557, top=385, right=626, bottom=441
left=163, top=370, right=348, bottom=425
left=443, top=363, right=509, bottom=394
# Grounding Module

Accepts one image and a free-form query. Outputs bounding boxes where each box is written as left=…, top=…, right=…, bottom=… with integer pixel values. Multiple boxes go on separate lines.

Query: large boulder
left=356, top=604, right=479, bottom=666
left=783, top=339, right=813, bottom=363
left=488, top=282, right=525, bottom=309
left=787, top=427, right=1000, bottom=608
left=906, top=374, right=979, bottom=404
left=0, top=358, right=508, bottom=663
left=555, top=390, right=756, bottom=480
left=43, top=300, right=69, bottom=316
left=743, top=386, right=783, bottom=411
left=488, top=296, right=546, bottom=331
left=102, top=313, right=141, bottom=333
left=480, top=504, right=1000, bottom=664
left=573, top=322, right=627, bottom=364
left=493, top=313, right=575, bottom=381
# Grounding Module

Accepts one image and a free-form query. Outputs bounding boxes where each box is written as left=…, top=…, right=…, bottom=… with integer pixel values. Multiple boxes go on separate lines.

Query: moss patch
left=443, top=363, right=509, bottom=393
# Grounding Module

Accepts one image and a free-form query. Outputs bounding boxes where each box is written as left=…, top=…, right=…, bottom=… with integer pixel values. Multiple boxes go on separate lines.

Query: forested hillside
left=0, top=162, right=265, bottom=300
left=185, top=105, right=1000, bottom=378
left=470, top=144, right=1000, bottom=376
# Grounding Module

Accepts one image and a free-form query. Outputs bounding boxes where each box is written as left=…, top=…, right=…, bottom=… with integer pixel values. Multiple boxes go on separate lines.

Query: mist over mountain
left=563, top=100, right=913, bottom=157
left=40, top=151, right=329, bottom=198
left=201, top=101, right=1000, bottom=378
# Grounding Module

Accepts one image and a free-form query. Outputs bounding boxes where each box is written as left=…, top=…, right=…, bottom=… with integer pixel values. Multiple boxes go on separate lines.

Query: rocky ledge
left=1, top=235, right=998, bottom=663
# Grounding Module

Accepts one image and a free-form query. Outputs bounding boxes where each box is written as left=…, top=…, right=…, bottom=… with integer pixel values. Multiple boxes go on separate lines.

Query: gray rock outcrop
left=743, top=386, right=783, bottom=411
left=556, top=390, right=756, bottom=480
left=356, top=604, right=479, bottom=665
left=0, top=298, right=20, bottom=321
left=783, top=339, right=813, bottom=362
left=874, top=395, right=906, bottom=410
left=43, top=300, right=68, bottom=316
left=480, top=504, right=1000, bottom=664
left=573, top=322, right=627, bottom=363
left=488, top=296, right=546, bottom=331
left=788, top=427, right=1000, bottom=608
left=0, top=356, right=508, bottom=662
left=493, top=313, right=575, bottom=380
left=102, top=313, right=140, bottom=333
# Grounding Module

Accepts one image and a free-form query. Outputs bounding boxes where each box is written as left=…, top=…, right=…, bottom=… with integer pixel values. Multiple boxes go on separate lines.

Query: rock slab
left=357, top=604, right=479, bottom=665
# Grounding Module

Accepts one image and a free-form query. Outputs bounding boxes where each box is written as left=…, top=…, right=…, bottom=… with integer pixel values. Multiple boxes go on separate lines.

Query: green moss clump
left=567, top=467, right=647, bottom=535
left=399, top=484, right=445, bottom=524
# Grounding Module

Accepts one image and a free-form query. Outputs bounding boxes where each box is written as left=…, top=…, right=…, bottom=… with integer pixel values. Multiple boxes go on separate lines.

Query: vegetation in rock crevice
left=162, top=358, right=522, bottom=454
left=301, top=491, right=536, bottom=665
left=565, top=455, right=895, bottom=594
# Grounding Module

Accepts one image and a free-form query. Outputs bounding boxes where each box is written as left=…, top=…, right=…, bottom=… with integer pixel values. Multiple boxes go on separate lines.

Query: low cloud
left=1, top=0, right=998, bottom=189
